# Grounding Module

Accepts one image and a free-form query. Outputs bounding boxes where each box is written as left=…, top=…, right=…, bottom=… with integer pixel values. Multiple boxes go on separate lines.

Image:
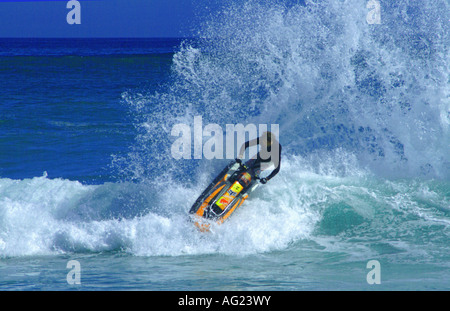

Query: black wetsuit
left=241, top=138, right=282, bottom=181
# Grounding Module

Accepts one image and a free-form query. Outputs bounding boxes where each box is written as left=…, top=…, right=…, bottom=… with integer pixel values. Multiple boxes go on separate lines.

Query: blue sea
left=0, top=0, right=449, bottom=291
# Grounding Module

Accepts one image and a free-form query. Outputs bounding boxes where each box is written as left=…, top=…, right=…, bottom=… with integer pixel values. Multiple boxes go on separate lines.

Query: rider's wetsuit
left=239, top=137, right=282, bottom=183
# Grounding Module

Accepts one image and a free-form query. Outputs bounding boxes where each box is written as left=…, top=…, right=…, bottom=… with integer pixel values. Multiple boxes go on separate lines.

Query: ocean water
left=1, top=0, right=449, bottom=291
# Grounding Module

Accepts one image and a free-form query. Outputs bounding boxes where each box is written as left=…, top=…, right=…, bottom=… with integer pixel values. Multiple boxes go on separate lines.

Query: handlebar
left=235, top=158, right=260, bottom=180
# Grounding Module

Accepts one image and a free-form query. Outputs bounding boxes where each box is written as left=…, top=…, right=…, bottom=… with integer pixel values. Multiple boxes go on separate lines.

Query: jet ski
left=189, top=159, right=260, bottom=232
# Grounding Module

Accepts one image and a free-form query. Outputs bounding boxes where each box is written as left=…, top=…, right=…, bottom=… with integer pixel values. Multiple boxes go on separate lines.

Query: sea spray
left=118, top=0, right=449, bottom=182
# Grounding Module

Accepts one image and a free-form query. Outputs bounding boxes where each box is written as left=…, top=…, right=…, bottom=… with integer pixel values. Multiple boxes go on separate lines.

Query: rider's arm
left=237, top=137, right=259, bottom=159
left=265, top=144, right=282, bottom=181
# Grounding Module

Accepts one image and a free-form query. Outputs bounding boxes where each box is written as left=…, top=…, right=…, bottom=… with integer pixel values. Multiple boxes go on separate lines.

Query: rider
left=236, top=131, right=281, bottom=184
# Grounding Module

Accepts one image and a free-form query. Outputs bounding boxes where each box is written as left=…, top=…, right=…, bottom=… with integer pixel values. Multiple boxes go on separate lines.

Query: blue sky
left=0, top=0, right=223, bottom=37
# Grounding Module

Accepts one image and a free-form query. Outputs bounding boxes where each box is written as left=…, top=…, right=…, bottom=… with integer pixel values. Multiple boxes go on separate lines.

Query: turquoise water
left=0, top=173, right=448, bottom=290
left=1, top=0, right=449, bottom=291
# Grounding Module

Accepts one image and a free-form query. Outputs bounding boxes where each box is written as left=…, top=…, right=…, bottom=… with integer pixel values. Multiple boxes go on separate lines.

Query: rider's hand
left=260, top=178, right=268, bottom=184
left=235, top=158, right=242, bottom=164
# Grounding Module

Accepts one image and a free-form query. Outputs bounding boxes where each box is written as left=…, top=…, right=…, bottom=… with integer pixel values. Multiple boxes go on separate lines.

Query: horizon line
left=0, top=36, right=196, bottom=39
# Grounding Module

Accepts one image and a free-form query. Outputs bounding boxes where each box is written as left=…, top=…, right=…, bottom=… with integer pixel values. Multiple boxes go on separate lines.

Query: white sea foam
left=0, top=155, right=352, bottom=257
left=1, top=154, right=447, bottom=258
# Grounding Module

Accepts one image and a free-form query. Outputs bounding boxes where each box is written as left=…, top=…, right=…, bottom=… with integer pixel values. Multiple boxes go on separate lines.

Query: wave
left=1, top=157, right=448, bottom=258
left=0, top=166, right=316, bottom=257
